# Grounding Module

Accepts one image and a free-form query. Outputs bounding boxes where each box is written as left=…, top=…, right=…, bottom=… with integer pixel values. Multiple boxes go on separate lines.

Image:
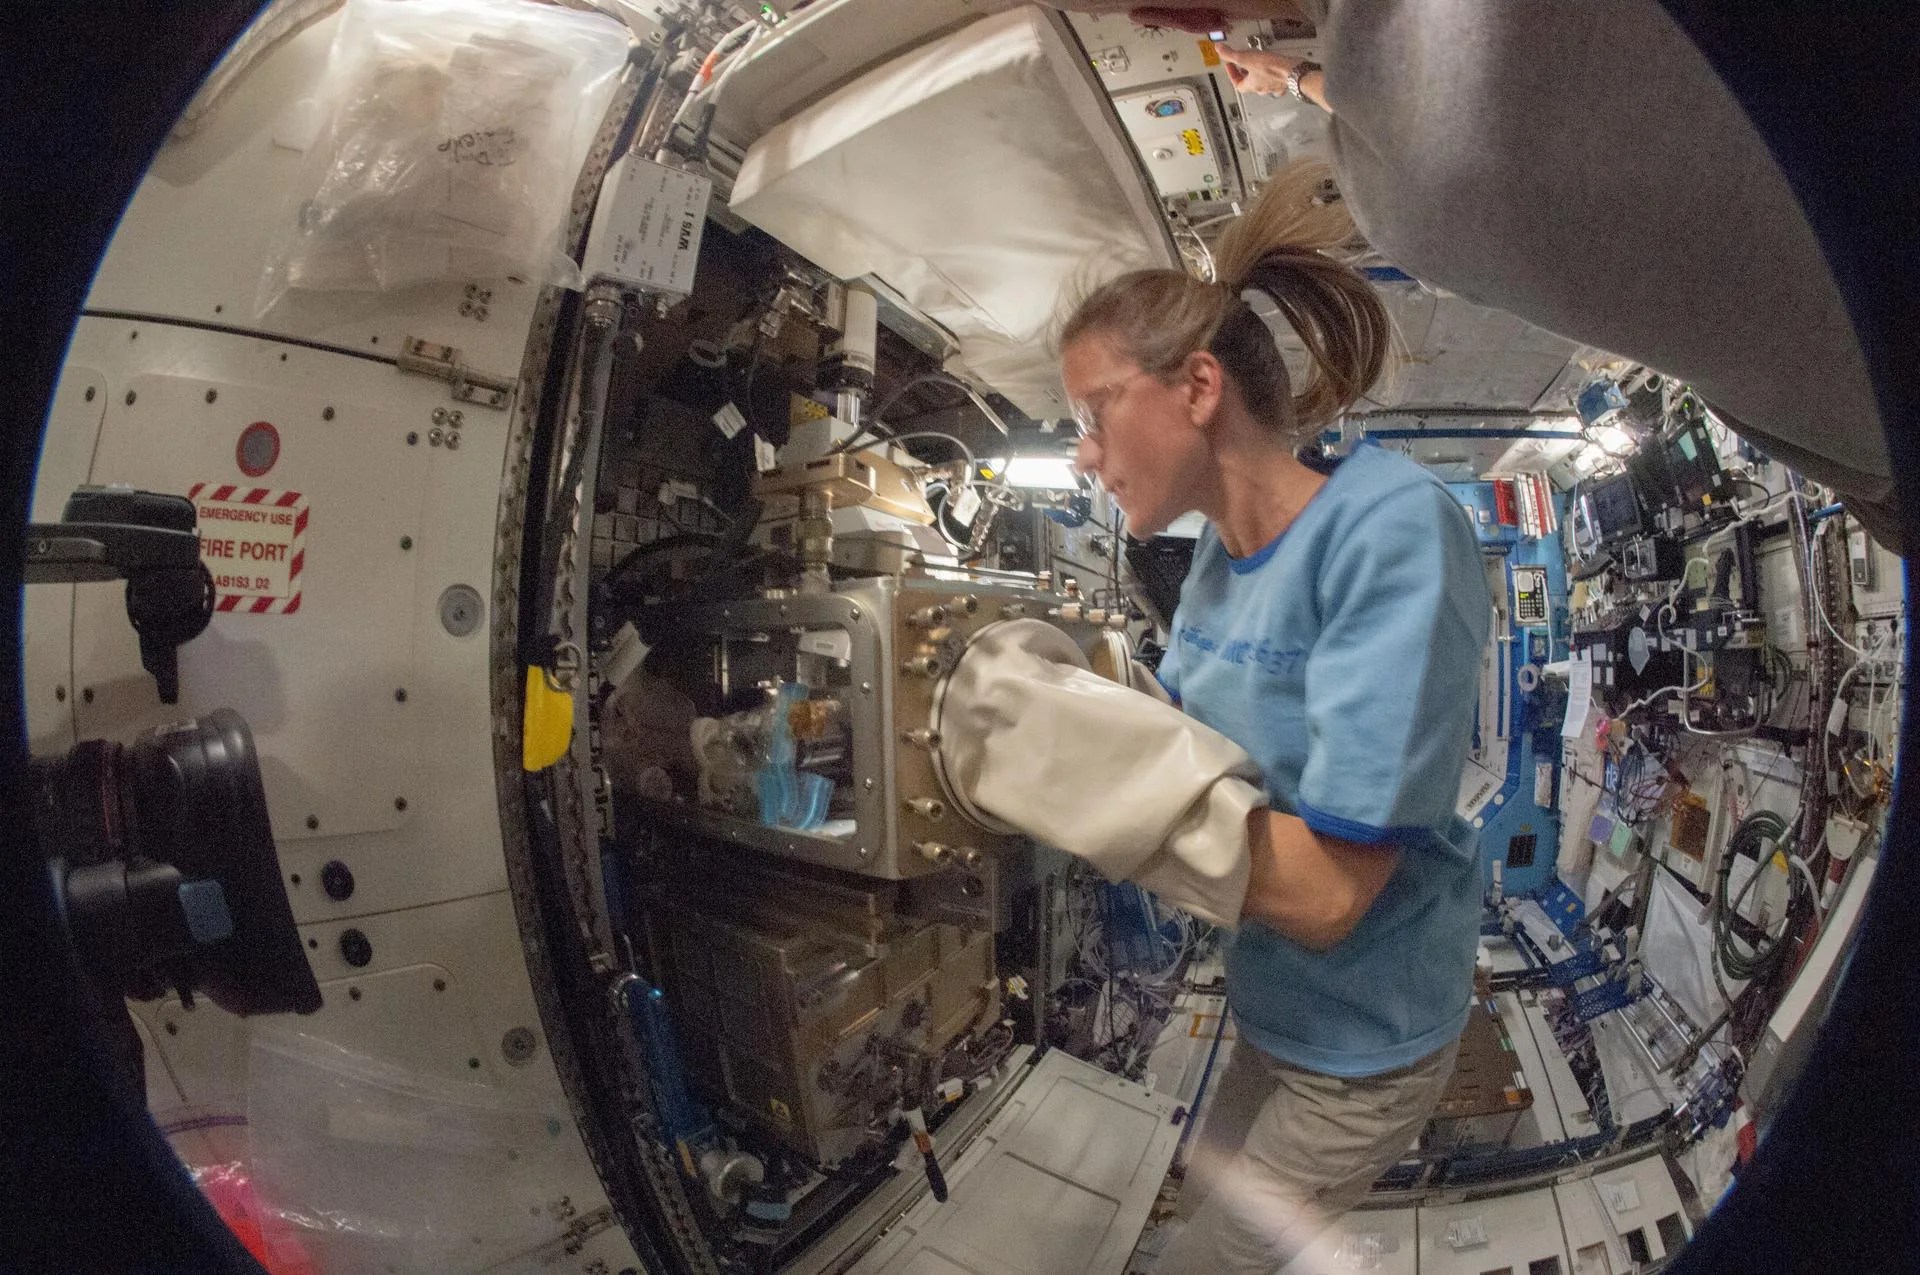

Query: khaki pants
left=1154, top=1034, right=1459, bottom=1275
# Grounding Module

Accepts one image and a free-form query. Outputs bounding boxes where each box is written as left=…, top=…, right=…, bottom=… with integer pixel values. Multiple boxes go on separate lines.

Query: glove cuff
left=1131, top=775, right=1267, bottom=930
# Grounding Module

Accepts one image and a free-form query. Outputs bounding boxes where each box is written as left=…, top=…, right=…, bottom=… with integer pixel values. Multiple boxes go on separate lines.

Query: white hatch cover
left=851, top=1049, right=1181, bottom=1275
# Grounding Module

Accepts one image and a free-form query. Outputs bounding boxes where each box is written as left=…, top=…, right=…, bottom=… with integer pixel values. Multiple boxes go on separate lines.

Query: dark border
left=1, top=5, right=273, bottom=1271
left=0, top=2, right=1914, bottom=1271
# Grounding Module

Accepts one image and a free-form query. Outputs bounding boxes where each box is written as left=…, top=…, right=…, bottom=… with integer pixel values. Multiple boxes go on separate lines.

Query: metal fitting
left=903, top=728, right=941, bottom=749
left=1001, top=603, right=1027, bottom=620
left=908, top=605, right=950, bottom=629
left=914, top=841, right=955, bottom=867
left=900, top=655, right=941, bottom=678
left=905, top=797, right=946, bottom=822
left=428, top=427, right=445, bottom=447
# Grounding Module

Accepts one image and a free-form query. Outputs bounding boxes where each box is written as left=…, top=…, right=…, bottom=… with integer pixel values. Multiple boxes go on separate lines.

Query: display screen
left=1665, top=421, right=1728, bottom=508
left=1586, top=473, right=1644, bottom=543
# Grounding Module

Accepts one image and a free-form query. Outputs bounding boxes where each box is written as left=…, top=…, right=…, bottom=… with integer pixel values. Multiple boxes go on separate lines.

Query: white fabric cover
left=728, top=8, right=1175, bottom=418
left=934, top=620, right=1263, bottom=929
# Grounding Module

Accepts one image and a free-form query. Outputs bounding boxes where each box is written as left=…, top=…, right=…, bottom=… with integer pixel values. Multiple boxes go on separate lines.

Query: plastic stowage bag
left=258, top=0, right=628, bottom=311
left=246, top=1030, right=585, bottom=1272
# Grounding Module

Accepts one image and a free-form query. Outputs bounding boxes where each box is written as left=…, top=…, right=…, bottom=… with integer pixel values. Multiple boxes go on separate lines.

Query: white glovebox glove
left=933, top=620, right=1266, bottom=929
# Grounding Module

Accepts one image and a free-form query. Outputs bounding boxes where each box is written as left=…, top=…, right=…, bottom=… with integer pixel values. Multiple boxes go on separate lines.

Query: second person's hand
left=1216, top=44, right=1304, bottom=96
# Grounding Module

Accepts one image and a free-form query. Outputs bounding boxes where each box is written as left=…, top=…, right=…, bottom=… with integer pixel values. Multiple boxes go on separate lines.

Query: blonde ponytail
left=1060, top=162, right=1392, bottom=442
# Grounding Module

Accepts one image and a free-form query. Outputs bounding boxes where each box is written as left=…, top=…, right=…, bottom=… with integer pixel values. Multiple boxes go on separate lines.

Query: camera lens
left=32, top=709, right=320, bottom=1017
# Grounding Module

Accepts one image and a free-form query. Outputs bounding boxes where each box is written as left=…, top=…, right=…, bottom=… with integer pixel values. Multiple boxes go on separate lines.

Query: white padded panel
left=729, top=8, right=1175, bottom=419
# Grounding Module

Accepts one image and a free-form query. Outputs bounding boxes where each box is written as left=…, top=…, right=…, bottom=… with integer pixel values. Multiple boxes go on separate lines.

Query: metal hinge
left=561, top=1206, right=615, bottom=1256
left=397, top=336, right=515, bottom=409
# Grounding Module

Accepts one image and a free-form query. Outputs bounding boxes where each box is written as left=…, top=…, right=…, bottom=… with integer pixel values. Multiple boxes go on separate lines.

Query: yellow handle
left=522, top=666, right=574, bottom=772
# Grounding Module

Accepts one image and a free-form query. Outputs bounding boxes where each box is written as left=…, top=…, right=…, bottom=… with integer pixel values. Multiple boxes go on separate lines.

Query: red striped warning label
left=187, top=483, right=307, bottom=615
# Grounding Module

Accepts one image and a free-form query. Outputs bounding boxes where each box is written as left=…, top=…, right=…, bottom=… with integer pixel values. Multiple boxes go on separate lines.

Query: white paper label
left=952, top=482, right=983, bottom=526
left=753, top=434, right=779, bottom=473
left=712, top=402, right=748, bottom=440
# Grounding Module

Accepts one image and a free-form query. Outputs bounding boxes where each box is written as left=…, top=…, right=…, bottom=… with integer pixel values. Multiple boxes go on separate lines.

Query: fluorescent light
left=997, top=455, right=1082, bottom=490
left=1592, top=424, right=1635, bottom=456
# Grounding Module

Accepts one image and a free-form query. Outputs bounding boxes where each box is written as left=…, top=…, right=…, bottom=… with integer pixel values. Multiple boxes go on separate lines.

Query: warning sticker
left=188, top=483, right=307, bottom=615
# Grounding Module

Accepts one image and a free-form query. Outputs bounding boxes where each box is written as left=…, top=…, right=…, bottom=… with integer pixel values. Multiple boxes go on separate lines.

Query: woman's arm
left=1216, top=46, right=1330, bottom=113
left=1242, top=807, right=1399, bottom=949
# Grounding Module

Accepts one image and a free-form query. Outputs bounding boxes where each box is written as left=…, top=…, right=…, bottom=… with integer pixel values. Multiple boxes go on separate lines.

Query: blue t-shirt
left=1158, top=445, right=1490, bottom=1077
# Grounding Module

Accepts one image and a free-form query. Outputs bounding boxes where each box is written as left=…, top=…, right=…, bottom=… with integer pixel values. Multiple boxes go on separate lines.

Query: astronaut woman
left=1061, top=167, right=1488, bottom=1271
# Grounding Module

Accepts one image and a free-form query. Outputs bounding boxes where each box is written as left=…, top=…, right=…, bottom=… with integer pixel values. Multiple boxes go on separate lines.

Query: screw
left=321, top=859, right=355, bottom=901
left=860, top=681, right=873, bottom=694
left=339, top=928, right=373, bottom=968
left=429, top=428, right=444, bottom=447
left=433, top=978, right=447, bottom=992
left=407, top=431, right=419, bottom=446
left=400, top=536, right=413, bottom=550
left=446, top=433, right=461, bottom=451
left=306, top=815, right=319, bottom=830
left=395, top=796, right=408, bottom=812
left=85, top=387, right=96, bottom=402
left=863, top=778, right=876, bottom=791
left=432, top=408, right=449, bottom=425
left=449, top=410, right=464, bottom=427
left=82, top=687, right=95, bottom=703
left=322, top=406, right=335, bottom=421
left=205, top=389, right=218, bottom=404
left=468, top=1057, right=481, bottom=1070
left=394, top=688, right=408, bottom=703
left=124, top=391, right=136, bottom=406
left=290, top=873, right=301, bottom=885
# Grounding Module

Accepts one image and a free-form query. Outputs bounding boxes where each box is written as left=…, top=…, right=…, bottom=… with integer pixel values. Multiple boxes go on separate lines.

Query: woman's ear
left=1184, top=349, right=1228, bottom=432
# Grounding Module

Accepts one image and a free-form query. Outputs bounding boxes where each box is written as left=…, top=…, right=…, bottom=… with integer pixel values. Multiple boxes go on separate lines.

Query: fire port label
left=188, top=483, right=307, bottom=615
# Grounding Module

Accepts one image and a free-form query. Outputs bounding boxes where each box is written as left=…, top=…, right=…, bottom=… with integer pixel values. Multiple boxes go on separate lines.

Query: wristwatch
left=1286, top=60, right=1322, bottom=103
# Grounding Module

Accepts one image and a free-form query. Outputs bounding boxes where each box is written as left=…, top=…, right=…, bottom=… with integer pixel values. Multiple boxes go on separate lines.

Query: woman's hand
left=1216, top=45, right=1300, bottom=95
